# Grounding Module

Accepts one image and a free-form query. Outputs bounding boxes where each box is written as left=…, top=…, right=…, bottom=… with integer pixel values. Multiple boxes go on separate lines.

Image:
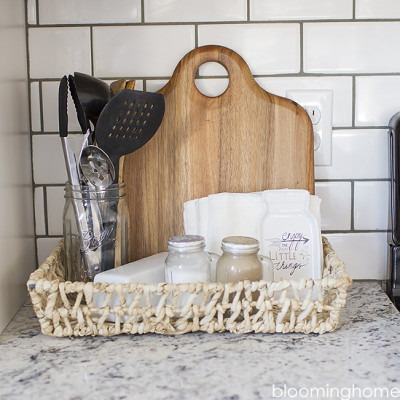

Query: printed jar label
left=265, top=232, right=311, bottom=277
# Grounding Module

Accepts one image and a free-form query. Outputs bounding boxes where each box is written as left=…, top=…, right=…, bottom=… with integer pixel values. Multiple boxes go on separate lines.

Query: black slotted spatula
left=95, top=89, right=165, bottom=183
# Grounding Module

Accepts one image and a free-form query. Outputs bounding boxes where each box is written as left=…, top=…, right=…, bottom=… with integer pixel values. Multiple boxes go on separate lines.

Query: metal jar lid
left=221, top=236, right=259, bottom=254
left=167, top=235, right=206, bottom=252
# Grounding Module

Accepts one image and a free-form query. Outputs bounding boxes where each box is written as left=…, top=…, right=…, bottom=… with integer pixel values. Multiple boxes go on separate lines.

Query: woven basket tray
left=27, top=237, right=351, bottom=337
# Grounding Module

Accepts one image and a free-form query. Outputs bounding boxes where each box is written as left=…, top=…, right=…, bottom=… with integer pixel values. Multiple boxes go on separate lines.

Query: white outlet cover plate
left=286, top=89, right=333, bottom=166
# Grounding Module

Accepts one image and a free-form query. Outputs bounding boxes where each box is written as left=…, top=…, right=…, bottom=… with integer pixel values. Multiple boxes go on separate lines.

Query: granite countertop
left=0, top=281, right=399, bottom=400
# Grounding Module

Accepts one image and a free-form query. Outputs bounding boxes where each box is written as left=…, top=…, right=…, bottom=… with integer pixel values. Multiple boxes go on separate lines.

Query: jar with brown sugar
left=216, top=236, right=263, bottom=283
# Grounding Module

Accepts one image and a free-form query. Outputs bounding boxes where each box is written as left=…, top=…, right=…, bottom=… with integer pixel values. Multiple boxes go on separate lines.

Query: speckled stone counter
left=0, top=281, right=399, bottom=400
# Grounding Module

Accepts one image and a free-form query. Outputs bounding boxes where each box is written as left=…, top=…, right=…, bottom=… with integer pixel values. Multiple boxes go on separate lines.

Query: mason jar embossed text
left=63, top=182, right=129, bottom=282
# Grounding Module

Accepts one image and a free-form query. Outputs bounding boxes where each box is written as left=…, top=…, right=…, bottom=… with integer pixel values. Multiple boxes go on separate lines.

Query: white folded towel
left=184, top=190, right=322, bottom=256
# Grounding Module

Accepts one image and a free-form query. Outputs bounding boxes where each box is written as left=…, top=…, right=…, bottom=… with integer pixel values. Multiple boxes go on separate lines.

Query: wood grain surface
left=121, top=45, right=314, bottom=261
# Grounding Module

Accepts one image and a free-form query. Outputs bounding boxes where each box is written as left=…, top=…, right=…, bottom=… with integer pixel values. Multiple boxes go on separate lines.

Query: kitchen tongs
left=59, top=76, right=81, bottom=187
left=59, top=76, right=101, bottom=279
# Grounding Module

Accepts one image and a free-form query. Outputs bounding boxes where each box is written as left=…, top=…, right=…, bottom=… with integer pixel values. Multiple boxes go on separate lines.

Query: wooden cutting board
left=121, top=45, right=314, bottom=261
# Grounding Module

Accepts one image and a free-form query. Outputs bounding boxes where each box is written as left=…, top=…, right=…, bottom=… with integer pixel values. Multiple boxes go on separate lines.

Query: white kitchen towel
left=184, top=190, right=322, bottom=256
left=207, top=192, right=265, bottom=254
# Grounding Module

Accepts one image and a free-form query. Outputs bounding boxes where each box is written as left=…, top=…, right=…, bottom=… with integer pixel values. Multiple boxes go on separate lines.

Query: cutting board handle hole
left=194, top=62, right=229, bottom=98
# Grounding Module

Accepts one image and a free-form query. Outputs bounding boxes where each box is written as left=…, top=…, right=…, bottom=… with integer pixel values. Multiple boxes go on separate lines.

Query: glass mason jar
left=216, top=236, right=264, bottom=319
left=165, top=235, right=211, bottom=284
left=216, top=236, right=263, bottom=283
left=63, top=182, right=129, bottom=282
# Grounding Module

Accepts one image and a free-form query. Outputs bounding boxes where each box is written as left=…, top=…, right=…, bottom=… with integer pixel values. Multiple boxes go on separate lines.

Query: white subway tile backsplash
left=34, top=187, right=45, bottom=235
left=356, top=0, right=400, bottom=19
left=356, top=76, right=400, bottom=127
left=32, top=135, right=67, bottom=184
left=93, top=26, right=195, bottom=77
left=133, top=80, right=144, bottom=91
left=354, top=181, right=389, bottom=231
left=198, top=24, right=300, bottom=75
left=39, top=0, right=141, bottom=24
left=304, top=22, right=400, bottom=74
left=251, top=0, right=352, bottom=21
left=315, top=182, right=351, bottom=231
left=26, top=2, right=398, bottom=278
left=29, top=27, right=91, bottom=79
left=145, top=0, right=246, bottom=22
left=27, top=0, right=37, bottom=25
left=325, top=232, right=387, bottom=279
left=41, top=82, right=58, bottom=132
left=315, top=130, right=389, bottom=180
left=30, top=82, right=41, bottom=131
left=256, top=76, right=352, bottom=127
left=145, top=80, right=168, bottom=92
left=46, top=186, right=65, bottom=236
left=42, top=81, right=80, bottom=132
left=37, top=237, right=62, bottom=265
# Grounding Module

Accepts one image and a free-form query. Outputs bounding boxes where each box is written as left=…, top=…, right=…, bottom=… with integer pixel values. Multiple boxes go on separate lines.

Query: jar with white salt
left=165, top=235, right=211, bottom=284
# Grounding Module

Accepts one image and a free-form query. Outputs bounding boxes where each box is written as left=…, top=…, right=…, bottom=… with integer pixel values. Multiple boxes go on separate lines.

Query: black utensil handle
left=59, top=75, right=68, bottom=137
left=68, top=74, right=88, bottom=134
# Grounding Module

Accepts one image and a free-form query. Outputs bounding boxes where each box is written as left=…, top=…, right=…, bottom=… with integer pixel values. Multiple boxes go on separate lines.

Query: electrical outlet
left=303, top=106, right=321, bottom=125
left=286, top=89, right=333, bottom=166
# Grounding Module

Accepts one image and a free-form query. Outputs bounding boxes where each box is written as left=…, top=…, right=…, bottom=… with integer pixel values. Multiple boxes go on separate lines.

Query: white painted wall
left=0, top=0, right=35, bottom=332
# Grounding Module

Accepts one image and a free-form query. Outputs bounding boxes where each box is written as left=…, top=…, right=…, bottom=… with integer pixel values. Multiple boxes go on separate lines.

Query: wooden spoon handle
left=110, top=79, right=126, bottom=97
left=125, top=80, right=136, bottom=90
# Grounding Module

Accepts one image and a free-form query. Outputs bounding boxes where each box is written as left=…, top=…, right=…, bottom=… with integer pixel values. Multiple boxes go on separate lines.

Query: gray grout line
left=43, top=186, right=49, bottom=236
left=247, top=0, right=250, bottom=21
left=90, top=26, right=94, bottom=76
left=25, top=0, right=39, bottom=268
left=34, top=230, right=389, bottom=237
left=141, top=0, right=145, bottom=23
left=33, top=179, right=391, bottom=187
left=33, top=72, right=400, bottom=82
left=195, top=25, right=199, bottom=78
left=351, top=181, right=355, bottom=230
left=35, top=0, right=39, bottom=25
left=315, top=178, right=390, bottom=182
left=332, top=126, right=390, bottom=130
left=299, top=23, right=303, bottom=74
left=25, top=18, right=400, bottom=28
left=36, top=235, right=63, bottom=239
left=31, top=126, right=390, bottom=135
left=352, top=75, right=356, bottom=127
left=34, top=183, right=64, bottom=188
left=322, top=230, right=389, bottom=234
left=353, top=0, right=356, bottom=20
left=38, top=81, right=44, bottom=133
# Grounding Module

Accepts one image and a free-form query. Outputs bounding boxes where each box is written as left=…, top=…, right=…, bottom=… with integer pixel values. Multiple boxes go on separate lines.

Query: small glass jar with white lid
left=165, top=235, right=211, bottom=284
left=216, top=236, right=266, bottom=283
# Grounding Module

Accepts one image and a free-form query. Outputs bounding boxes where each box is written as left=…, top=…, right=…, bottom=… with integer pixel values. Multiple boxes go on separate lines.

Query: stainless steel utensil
left=68, top=75, right=104, bottom=265
left=80, top=145, right=115, bottom=190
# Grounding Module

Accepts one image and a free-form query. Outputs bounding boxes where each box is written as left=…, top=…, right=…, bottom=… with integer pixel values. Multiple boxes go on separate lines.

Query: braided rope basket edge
left=27, top=237, right=352, bottom=337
